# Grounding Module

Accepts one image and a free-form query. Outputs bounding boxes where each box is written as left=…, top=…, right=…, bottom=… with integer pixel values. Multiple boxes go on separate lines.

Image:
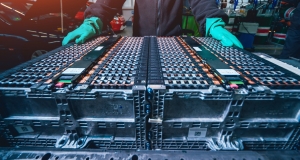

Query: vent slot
left=232, top=100, right=244, bottom=106
left=259, top=123, right=268, bottom=128
left=233, top=112, right=239, bottom=117
left=277, top=123, right=287, bottom=128
left=50, top=121, right=59, bottom=127
left=79, top=122, right=88, bottom=127
left=173, top=122, right=182, bottom=128
left=211, top=123, right=220, bottom=128
left=32, top=121, right=41, bottom=127
left=240, top=122, right=249, bottom=128
left=65, top=111, right=71, bottom=116
left=98, top=122, right=106, bottom=128
left=192, top=122, right=201, bottom=128
left=14, top=120, right=23, bottom=126
left=64, top=120, right=73, bottom=127
left=225, top=122, right=235, bottom=128
left=60, top=110, right=66, bottom=116
left=116, top=122, right=125, bottom=128
left=228, top=112, right=234, bottom=117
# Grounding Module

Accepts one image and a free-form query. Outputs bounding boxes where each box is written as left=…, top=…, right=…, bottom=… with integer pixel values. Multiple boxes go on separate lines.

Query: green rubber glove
left=206, top=18, right=243, bottom=49
left=62, top=17, right=103, bottom=45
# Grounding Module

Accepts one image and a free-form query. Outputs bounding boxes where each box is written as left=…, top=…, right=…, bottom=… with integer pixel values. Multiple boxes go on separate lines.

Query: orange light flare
left=0, top=3, right=25, bottom=16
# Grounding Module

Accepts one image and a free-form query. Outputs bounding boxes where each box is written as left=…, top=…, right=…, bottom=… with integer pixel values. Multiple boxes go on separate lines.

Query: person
left=62, top=0, right=243, bottom=49
left=280, top=0, right=300, bottom=59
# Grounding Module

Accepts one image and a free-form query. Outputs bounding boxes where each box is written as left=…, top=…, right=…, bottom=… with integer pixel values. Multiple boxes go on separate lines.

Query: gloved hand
left=206, top=18, right=243, bottom=49
left=62, top=17, right=103, bottom=45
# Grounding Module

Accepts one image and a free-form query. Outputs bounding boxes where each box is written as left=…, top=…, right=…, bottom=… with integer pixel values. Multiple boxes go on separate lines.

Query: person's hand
left=62, top=17, right=103, bottom=45
left=206, top=18, right=243, bottom=49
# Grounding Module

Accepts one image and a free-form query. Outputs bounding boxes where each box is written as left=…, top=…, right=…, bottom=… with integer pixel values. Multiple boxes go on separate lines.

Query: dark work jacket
left=84, top=0, right=228, bottom=36
left=280, top=2, right=300, bottom=58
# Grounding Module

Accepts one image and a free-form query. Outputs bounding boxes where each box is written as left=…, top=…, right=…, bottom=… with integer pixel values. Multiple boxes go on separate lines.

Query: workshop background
left=1, top=0, right=299, bottom=70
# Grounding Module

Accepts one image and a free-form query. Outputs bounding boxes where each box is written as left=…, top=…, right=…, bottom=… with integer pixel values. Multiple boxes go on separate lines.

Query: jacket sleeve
left=84, top=0, right=126, bottom=30
left=189, top=0, right=229, bottom=36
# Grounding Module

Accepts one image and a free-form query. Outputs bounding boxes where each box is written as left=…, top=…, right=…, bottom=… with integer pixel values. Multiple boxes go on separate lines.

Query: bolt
left=146, top=142, right=151, bottom=150
left=145, top=104, right=151, bottom=114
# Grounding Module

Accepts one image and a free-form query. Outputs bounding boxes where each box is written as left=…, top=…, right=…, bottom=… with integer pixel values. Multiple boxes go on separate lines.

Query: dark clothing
left=84, top=0, right=228, bottom=36
left=281, top=2, right=300, bottom=58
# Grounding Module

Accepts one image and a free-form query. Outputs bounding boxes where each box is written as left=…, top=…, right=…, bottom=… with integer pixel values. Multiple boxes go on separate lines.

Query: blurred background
left=0, top=0, right=298, bottom=70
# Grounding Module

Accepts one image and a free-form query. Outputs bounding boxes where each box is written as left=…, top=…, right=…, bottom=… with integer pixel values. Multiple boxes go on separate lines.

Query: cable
left=60, top=0, right=63, bottom=34
left=241, top=21, right=251, bottom=34
left=206, top=135, right=244, bottom=151
left=122, top=15, right=133, bottom=27
left=238, top=15, right=256, bottom=36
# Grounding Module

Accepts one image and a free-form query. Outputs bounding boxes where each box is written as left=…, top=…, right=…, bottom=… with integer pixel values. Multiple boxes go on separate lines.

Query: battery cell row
left=157, top=37, right=214, bottom=88
left=89, top=37, right=144, bottom=89
left=194, top=37, right=300, bottom=88
left=1, top=36, right=300, bottom=90
left=0, top=37, right=108, bottom=87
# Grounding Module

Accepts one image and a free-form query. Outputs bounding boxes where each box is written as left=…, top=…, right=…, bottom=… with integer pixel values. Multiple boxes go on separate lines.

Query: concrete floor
left=253, top=43, right=283, bottom=56
left=116, top=26, right=133, bottom=37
